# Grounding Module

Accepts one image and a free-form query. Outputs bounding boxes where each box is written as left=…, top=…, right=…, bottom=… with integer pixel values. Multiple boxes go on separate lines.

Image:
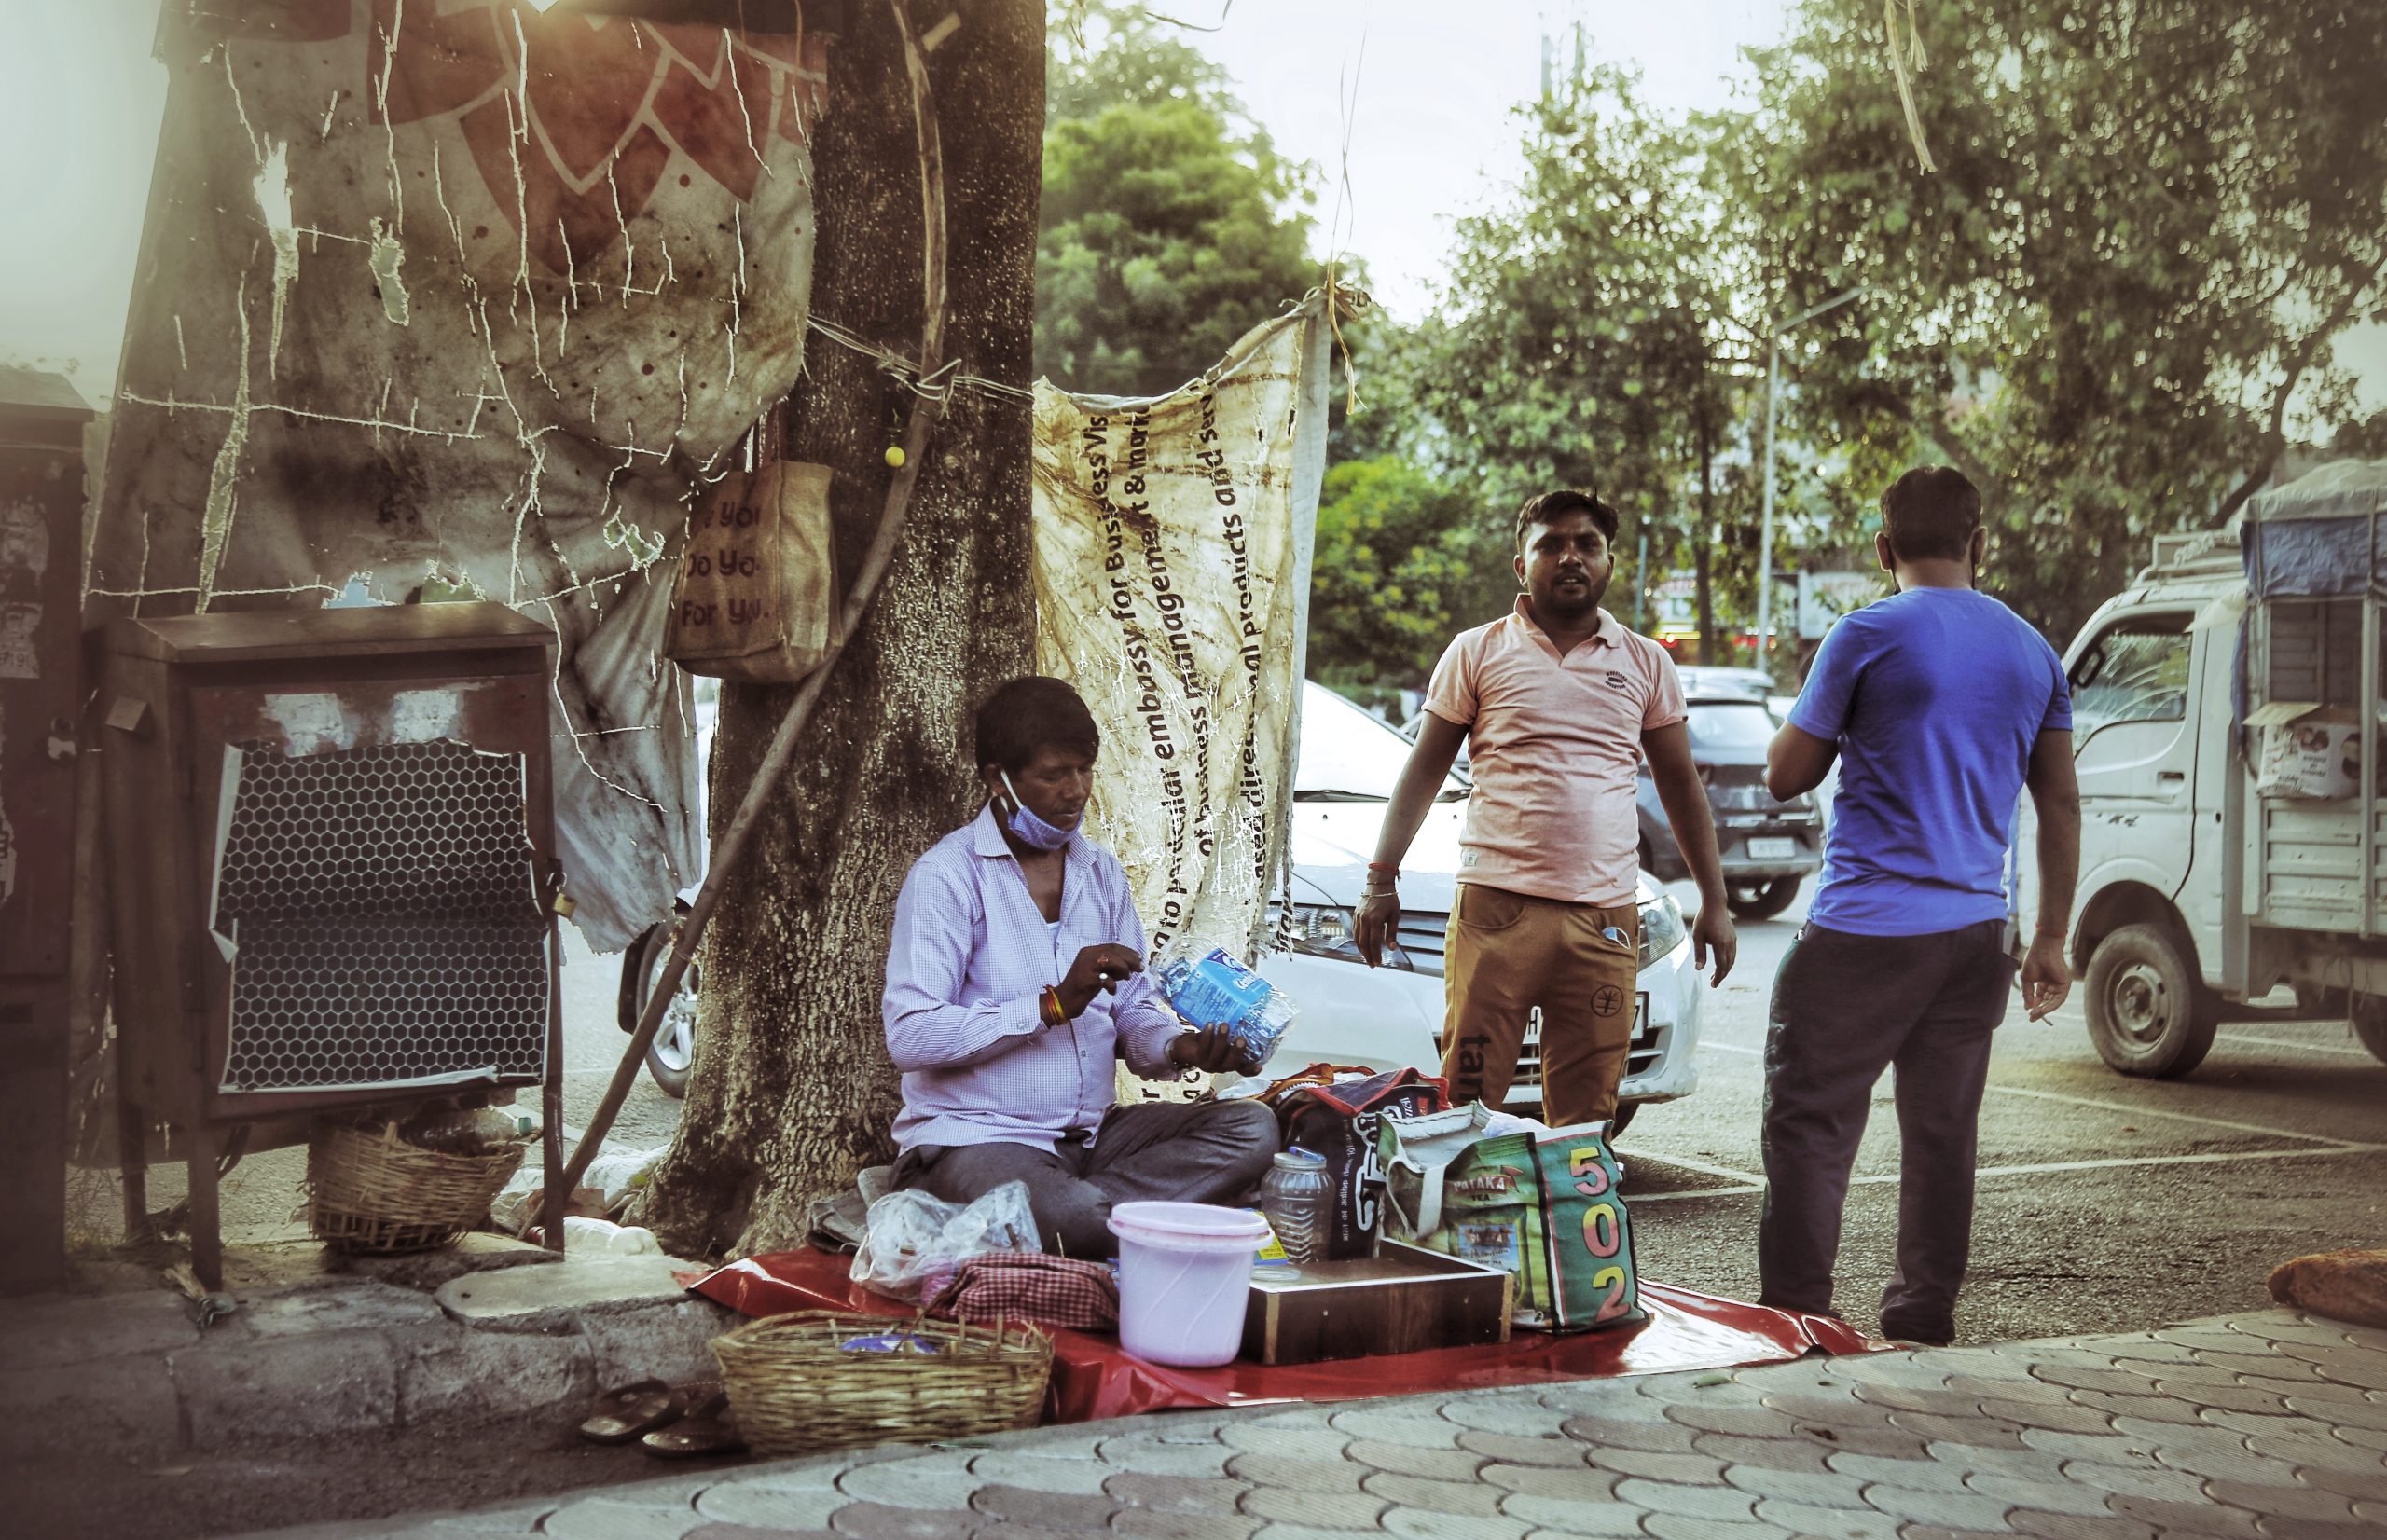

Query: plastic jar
left=1258, top=1148, right=1332, bottom=1265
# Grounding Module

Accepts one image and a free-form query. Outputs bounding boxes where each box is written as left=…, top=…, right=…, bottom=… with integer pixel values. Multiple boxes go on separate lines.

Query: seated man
left=882, top=675, right=1279, bottom=1258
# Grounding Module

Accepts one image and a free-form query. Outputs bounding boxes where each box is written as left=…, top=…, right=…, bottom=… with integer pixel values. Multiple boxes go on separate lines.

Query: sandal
left=640, top=1387, right=746, bottom=1459
left=578, top=1379, right=685, bottom=1445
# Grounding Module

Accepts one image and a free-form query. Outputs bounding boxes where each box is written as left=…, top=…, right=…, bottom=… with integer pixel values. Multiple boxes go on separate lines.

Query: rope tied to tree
left=807, top=314, right=1032, bottom=406
left=1883, top=0, right=1938, bottom=173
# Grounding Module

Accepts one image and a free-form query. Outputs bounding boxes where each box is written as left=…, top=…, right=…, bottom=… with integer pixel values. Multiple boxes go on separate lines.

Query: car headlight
left=1286, top=901, right=1360, bottom=957
left=1637, top=892, right=1688, bottom=969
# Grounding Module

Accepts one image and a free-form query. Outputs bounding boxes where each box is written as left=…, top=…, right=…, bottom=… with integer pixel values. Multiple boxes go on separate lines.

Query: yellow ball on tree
left=884, top=445, right=906, bottom=468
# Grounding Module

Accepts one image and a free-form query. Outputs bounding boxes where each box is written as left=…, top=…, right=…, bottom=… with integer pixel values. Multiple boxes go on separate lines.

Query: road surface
left=1629, top=877, right=2387, bottom=1343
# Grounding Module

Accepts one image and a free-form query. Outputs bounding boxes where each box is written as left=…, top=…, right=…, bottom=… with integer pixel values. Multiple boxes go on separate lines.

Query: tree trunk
left=641, top=0, right=1044, bottom=1259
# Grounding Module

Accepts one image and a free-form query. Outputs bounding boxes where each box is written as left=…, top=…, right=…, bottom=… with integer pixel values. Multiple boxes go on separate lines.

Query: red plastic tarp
left=686, top=1248, right=1872, bottom=1424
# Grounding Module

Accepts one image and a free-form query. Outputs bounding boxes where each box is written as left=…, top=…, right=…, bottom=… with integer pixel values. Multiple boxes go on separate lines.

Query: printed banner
left=89, top=0, right=830, bottom=950
left=1029, top=296, right=1334, bottom=1102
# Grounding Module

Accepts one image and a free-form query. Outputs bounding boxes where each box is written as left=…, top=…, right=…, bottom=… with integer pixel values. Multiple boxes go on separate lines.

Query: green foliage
left=1729, top=0, right=2387, bottom=640
left=2334, top=408, right=2387, bottom=460
left=1385, top=70, right=1766, bottom=660
left=1307, top=456, right=1517, bottom=685
left=1038, top=4, right=1322, bottom=396
left=1045, top=2, right=1237, bottom=124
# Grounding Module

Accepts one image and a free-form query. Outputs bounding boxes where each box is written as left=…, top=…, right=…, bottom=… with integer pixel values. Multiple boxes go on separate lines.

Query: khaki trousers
left=1440, top=883, right=1641, bottom=1127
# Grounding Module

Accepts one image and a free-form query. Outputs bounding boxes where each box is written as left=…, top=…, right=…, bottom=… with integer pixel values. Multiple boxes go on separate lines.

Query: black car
left=1636, top=695, right=1823, bottom=919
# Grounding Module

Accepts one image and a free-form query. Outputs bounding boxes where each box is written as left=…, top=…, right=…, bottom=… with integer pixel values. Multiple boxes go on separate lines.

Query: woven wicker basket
left=305, top=1119, right=526, bottom=1254
left=712, top=1310, right=1054, bottom=1456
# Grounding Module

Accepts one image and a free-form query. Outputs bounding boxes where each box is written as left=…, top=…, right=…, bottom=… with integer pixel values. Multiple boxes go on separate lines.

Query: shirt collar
left=1511, top=595, right=1620, bottom=650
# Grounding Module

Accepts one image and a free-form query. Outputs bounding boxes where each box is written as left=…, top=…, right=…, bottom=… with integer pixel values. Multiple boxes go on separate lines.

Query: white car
left=1256, top=682, right=1704, bottom=1134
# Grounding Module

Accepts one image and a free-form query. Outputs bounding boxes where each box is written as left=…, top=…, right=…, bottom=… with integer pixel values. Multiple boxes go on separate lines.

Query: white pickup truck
left=2056, top=458, right=2386, bottom=1076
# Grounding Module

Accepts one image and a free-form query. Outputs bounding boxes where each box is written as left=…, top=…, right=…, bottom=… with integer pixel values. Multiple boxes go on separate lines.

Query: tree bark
left=641, top=0, right=1044, bottom=1259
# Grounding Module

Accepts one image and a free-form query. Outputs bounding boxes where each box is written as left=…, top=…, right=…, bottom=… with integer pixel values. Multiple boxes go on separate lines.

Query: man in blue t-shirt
left=1760, top=466, right=2080, bottom=1346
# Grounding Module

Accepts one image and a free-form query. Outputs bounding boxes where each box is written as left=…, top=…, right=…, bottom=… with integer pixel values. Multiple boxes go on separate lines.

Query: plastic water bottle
left=1157, top=948, right=1300, bottom=1066
left=1258, top=1148, right=1332, bottom=1265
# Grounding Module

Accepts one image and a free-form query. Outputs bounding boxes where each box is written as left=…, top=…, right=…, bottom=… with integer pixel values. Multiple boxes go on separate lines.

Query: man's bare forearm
left=1371, top=716, right=1466, bottom=873
left=2034, top=795, right=2080, bottom=938
left=1372, top=761, right=1448, bottom=872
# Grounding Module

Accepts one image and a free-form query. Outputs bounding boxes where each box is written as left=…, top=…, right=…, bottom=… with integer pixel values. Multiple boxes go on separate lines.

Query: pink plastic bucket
left=1107, top=1201, right=1270, bottom=1367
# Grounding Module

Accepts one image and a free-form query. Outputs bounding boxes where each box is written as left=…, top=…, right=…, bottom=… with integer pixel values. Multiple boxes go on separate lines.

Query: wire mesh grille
left=214, top=739, right=547, bottom=1093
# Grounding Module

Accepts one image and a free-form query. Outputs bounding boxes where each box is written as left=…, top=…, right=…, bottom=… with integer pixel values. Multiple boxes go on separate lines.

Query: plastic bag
left=850, top=1180, right=1042, bottom=1303
left=583, top=1146, right=669, bottom=1213
left=562, top=1217, right=661, bottom=1255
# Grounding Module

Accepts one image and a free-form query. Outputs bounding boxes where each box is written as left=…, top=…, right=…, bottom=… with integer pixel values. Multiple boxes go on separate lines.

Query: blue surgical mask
left=999, top=770, right=1078, bottom=851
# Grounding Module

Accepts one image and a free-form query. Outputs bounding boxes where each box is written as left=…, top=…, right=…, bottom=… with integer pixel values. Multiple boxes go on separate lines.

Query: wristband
left=1367, top=861, right=1400, bottom=875
left=2035, top=925, right=2067, bottom=940
left=1040, top=986, right=1069, bottom=1027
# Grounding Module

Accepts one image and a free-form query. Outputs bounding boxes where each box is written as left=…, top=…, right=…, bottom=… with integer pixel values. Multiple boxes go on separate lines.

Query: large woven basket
left=305, top=1119, right=526, bottom=1254
left=712, top=1310, right=1053, bottom=1456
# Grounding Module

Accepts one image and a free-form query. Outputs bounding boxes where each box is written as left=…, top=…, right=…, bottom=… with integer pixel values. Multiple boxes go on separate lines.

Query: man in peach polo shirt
left=1356, top=488, right=1735, bottom=1127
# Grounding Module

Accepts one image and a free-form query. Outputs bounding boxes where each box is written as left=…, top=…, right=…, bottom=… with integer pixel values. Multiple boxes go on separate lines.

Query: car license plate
left=1747, top=836, right=1797, bottom=860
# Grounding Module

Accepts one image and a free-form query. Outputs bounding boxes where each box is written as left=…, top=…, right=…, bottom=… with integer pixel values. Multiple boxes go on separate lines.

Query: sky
left=1194, top=0, right=1788, bottom=321
left=0, top=0, right=1798, bottom=399
left=0, top=0, right=169, bottom=400
left=3, top=0, right=2380, bottom=418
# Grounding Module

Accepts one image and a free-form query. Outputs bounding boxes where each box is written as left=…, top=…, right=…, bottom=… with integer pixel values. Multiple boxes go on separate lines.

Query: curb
left=0, top=1258, right=735, bottom=1460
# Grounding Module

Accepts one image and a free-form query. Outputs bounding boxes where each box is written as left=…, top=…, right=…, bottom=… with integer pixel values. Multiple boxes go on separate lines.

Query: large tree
left=1036, top=2, right=1320, bottom=394
left=642, top=1, right=1043, bottom=1258
left=1731, top=0, right=2387, bottom=640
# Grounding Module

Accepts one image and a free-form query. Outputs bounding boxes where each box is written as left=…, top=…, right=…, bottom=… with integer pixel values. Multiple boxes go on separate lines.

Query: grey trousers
left=891, top=1098, right=1281, bottom=1259
left=1757, top=919, right=2012, bottom=1344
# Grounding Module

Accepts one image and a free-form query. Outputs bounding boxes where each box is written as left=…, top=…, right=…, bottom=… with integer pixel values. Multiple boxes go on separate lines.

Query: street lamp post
left=1755, top=285, right=1864, bottom=672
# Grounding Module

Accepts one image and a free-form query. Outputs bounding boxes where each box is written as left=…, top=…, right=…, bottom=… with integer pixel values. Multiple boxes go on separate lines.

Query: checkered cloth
left=925, top=1251, right=1120, bottom=1333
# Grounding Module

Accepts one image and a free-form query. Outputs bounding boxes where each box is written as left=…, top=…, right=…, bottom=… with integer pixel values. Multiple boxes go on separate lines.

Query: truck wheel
left=2354, top=997, right=2387, bottom=1067
left=2084, top=924, right=2218, bottom=1079
left=1726, top=877, right=1801, bottom=921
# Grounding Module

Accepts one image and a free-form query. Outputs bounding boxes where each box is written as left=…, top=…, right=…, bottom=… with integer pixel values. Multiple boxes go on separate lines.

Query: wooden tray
left=1241, top=1241, right=1514, bottom=1365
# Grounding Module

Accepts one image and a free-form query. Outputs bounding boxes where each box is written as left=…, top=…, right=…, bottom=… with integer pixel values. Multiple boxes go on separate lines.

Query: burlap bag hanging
left=667, top=413, right=838, bottom=682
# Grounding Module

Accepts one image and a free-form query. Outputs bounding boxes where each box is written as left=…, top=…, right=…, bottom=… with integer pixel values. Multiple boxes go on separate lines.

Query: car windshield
left=1685, top=700, right=1776, bottom=750
left=1296, top=682, right=1468, bottom=802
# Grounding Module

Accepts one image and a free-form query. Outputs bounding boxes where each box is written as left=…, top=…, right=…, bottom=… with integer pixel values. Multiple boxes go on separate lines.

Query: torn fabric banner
left=1029, top=294, right=1336, bottom=1102
left=88, top=0, right=831, bottom=951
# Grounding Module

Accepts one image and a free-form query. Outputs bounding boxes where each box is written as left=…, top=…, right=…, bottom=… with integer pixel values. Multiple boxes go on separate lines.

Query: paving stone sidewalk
left=241, top=1308, right=2387, bottom=1540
